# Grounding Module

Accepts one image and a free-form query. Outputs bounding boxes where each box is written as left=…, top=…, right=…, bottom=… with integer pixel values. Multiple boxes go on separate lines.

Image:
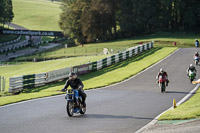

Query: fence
left=0, top=40, right=29, bottom=54
left=0, top=76, right=6, bottom=93
left=0, top=35, right=21, bottom=47
left=9, top=42, right=153, bottom=93
left=0, top=38, right=49, bottom=54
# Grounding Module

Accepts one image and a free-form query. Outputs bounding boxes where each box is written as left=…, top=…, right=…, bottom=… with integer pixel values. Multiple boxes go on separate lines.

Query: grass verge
left=0, top=47, right=177, bottom=106
left=0, top=55, right=111, bottom=92
left=13, top=0, right=61, bottom=31
left=159, top=87, right=200, bottom=120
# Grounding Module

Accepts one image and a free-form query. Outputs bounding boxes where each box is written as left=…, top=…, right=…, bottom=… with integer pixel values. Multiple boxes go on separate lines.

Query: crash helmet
left=160, top=68, right=164, bottom=73
left=190, top=64, right=193, bottom=67
left=68, top=72, right=77, bottom=77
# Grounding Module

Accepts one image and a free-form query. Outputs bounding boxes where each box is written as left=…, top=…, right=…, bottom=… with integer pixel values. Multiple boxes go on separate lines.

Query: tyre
left=161, top=83, right=165, bottom=93
left=80, top=104, right=86, bottom=114
left=66, top=101, right=74, bottom=117
left=195, top=60, right=198, bottom=65
left=190, top=77, right=194, bottom=83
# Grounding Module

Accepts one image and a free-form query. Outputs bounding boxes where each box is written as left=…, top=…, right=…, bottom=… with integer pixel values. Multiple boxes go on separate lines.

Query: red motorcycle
left=157, top=75, right=167, bottom=93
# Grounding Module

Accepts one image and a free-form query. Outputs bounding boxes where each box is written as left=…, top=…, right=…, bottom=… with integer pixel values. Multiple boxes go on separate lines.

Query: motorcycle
left=194, top=56, right=199, bottom=65
left=188, top=70, right=196, bottom=83
left=157, top=76, right=167, bottom=93
left=65, top=89, right=86, bottom=117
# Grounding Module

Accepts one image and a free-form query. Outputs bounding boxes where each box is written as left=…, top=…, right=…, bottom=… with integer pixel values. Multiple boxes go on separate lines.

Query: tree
left=59, top=0, right=200, bottom=43
left=81, top=0, right=118, bottom=42
left=0, top=0, right=14, bottom=27
left=59, top=0, right=90, bottom=44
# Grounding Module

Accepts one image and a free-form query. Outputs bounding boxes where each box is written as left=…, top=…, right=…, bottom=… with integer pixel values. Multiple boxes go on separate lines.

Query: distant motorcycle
left=194, top=56, right=199, bottom=65
left=188, top=70, right=196, bottom=83
left=157, top=75, right=167, bottom=93
left=65, top=89, right=86, bottom=117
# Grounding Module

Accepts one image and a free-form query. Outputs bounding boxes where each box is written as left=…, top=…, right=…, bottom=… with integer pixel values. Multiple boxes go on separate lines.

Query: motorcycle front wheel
left=161, top=83, right=166, bottom=93
left=190, top=77, right=194, bottom=83
left=66, top=101, right=74, bottom=117
left=195, top=60, right=198, bottom=65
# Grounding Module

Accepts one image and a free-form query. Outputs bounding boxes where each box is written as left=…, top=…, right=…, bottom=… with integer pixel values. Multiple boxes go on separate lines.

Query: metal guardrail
left=9, top=42, right=153, bottom=93
left=0, top=35, right=21, bottom=47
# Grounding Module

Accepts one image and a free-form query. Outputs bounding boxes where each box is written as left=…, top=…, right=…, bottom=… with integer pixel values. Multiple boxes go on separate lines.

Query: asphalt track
left=0, top=48, right=199, bottom=133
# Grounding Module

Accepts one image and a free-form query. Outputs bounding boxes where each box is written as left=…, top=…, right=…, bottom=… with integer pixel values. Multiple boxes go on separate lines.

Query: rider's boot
left=82, top=100, right=86, bottom=107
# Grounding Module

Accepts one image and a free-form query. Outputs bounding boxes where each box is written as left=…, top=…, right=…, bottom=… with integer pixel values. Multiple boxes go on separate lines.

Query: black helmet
left=68, top=72, right=76, bottom=77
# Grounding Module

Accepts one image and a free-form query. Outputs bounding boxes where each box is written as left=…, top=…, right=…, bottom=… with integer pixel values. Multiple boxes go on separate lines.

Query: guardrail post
left=2, top=77, right=5, bottom=92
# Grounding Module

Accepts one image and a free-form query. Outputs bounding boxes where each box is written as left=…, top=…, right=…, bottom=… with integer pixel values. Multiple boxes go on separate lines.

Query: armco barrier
left=9, top=42, right=153, bottom=93
left=0, top=36, right=21, bottom=47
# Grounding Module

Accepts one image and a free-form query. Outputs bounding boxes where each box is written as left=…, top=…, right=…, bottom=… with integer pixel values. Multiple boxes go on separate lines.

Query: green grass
left=0, top=55, right=111, bottom=92
left=14, top=43, right=134, bottom=61
left=13, top=32, right=200, bottom=61
left=0, top=47, right=177, bottom=106
left=159, top=88, right=200, bottom=120
left=41, top=36, right=54, bottom=42
left=13, top=0, right=61, bottom=31
left=0, top=35, right=19, bottom=43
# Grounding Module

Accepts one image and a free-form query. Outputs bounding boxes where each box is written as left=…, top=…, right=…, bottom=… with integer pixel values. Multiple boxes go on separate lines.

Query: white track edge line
left=0, top=48, right=180, bottom=108
left=135, top=83, right=200, bottom=133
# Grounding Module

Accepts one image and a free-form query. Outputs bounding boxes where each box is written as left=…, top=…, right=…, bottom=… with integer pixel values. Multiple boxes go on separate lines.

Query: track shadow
left=72, top=114, right=154, bottom=120
left=165, top=91, right=196, bottom=95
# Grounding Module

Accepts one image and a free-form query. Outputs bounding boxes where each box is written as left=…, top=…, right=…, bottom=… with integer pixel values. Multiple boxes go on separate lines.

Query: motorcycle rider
left=187, top=64, right=197, bottom=77
left=195, top=39, right=199, bottom=48
left=194, top=52, right=199, bottom=57
left=156, top=68, right=169, bottom=86
left=62, top=72, right=87, bottom=107
left=194, top=52, right=199, bottom=59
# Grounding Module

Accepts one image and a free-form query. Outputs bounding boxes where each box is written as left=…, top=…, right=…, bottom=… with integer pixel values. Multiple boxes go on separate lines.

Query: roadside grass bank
left=12, top=0, right=61, bottom=31
left=13, top=32, right=200, bottom=61
left=159, top=87, right=200, bottom=120
left=0, top=47, right=177, bottom=106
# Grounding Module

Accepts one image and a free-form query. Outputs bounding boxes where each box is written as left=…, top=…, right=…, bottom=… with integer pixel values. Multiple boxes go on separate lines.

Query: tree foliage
left=59, top=0, right=200, bottom=43
left=0, top=0, right=14, bottom=27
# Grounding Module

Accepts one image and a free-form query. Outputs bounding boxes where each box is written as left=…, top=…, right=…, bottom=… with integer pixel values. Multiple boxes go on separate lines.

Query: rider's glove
left=61, top=88, right=66, bottom=92
left=78, top=86, right=82, bottom=90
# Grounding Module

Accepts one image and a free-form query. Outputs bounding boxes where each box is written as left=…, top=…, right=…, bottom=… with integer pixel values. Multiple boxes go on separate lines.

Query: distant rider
left=187, top=64, right=197, bottom=77
left=156, top=68, right=169, bottom=86
left=62, top=72, right=87, bottom=107
left=194, top=52, right=199, bottom=60
left=195, top=39, right=199, bottom=47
